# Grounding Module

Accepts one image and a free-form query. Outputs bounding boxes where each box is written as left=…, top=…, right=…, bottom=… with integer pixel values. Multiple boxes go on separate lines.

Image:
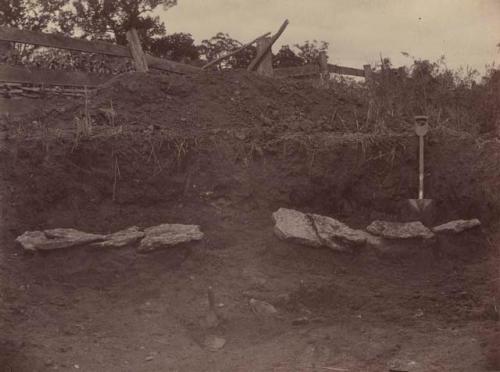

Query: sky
left=156, top=0, right=500, bottom=74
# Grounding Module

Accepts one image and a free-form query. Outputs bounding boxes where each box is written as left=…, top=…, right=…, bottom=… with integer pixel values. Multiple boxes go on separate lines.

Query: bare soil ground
left=1, top=71, right=499, bottom=372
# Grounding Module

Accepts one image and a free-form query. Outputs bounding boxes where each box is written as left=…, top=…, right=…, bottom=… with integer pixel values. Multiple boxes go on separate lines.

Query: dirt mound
left=40, top=70, right=369, bottom=136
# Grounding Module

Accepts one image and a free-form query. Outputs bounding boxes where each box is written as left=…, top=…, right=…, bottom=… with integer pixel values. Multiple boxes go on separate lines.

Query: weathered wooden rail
left=273, top=62, right=368, bottom=79
left=0, top=26, right=200, bottom=93
left=0, top=21, right=372, bottom=97
left=0, top=64, right=109, bottom=87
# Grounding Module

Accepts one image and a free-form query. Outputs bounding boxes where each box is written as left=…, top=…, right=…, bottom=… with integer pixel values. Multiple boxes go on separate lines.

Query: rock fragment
left=204, top=335, right=226, bottom=351
left=366, top=220, right=434, bottom=240
left=309, top=213, right=368, bottom=250
left=138, top=223, right=203, bottom=253
left=432, top=219, right=481, bottom=234
left=16, top=229, right=105, bottom=251
left=93, top=226, right=145, bottom=248
left=249, top=298, right=278, bottom=316
left=272, top=208, right=321, bottom=247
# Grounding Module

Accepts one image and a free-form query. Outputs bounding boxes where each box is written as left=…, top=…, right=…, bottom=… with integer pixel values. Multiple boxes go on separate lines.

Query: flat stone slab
left=310, top=213, right=368, bottom=250
left=272, top=208, right=321, bottom=248
left=93, top=226, right=145, bottom=248
left=16, top=231, right=54, bottom=251
left=273, top=208, right=385, bottom=252
left=137, top=224, right=204, bottom=253
left=432, top=219, right=481, bottom=234
left=366, top=220, right=434, bottom=240
left=17, top=228, right=105, bottom=251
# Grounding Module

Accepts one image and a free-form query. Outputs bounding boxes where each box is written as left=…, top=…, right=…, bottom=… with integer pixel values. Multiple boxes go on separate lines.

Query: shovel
left=407, top=115, right=434, bottom=223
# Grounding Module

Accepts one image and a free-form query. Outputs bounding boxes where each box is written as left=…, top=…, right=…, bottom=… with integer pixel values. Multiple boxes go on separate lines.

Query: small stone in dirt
left=292, top=317, right=310, bottom=325
left=44, top=359, right=54, bottom=366
left=145, top=356, right=154, bottom=362
left=138, top=224, right=204, bottom=253
left=249, top=298, right=278, bottom=316
left=387, top=358, right=418, bottom=372
left=203, top=286, right=220, bottom=329
left=366, top=221, right=434, bottom=240
left=272, top=208, right=321, bottom=247
left=59, top=345, right=72, bottom=353
left=276, top=293, right=291, bottom=304
left=93, top=226, right=145, bottom=248
left=204, top=335, right=226, bottom=351
left=432, top=219, right=481, bottom=234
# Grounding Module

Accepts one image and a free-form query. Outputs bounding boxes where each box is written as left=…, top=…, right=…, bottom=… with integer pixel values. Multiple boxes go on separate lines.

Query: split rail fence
left=0, top=20, right=373, bottom=98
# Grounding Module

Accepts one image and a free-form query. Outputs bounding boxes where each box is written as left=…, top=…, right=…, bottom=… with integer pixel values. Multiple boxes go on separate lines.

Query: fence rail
left=274, top=63, right=368, bottom=79
left=0, top=26, right=199, bottom=77
left=0, top=64, right=110, bottom=87
left=0, top=22, right=371, bottom=95
left=328, top=64, right=366, bottom=78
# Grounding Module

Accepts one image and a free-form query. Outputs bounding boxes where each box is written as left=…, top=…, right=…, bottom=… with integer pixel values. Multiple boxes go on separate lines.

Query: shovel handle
left=419, top=135, right=424, bottom=199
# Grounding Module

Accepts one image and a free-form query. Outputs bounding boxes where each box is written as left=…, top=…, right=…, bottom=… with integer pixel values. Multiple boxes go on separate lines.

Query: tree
left=0, top=0, right=69, bottom=31
left=198, top=33, right=256, bottom=69
left=150, top=33, right=199, bottom=62
left=294, top=40, right=329, bottom=65
left=273, top=45, right=304, bottom=68
left=0, top=0, right=74, bottom=63
left=68, top=0, right=177, bottom=48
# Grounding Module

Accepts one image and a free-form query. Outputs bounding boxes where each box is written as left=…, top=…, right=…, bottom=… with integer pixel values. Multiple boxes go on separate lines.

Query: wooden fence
left=0, top=22, right=372, bottom=98
left=0, top=26, right=199, bottom=91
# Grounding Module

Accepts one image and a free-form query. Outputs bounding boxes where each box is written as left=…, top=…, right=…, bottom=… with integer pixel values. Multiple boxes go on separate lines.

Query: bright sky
left=156, top=0, right=500, bottom=74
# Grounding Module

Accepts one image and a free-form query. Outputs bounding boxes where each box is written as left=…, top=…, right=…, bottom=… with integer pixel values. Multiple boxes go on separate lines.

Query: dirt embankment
left=0, top=71, right=499, bottom=234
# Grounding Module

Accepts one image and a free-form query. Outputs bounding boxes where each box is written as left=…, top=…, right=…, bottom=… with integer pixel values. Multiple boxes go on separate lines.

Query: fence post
left=363, top=64, right=375, bottom=124
left=126, top=28, right=148, bottom=72
left=255, top=37, right=273, bottom=77
left=363, top=64, right=373, bottom=83
left=318, top=51, right=329, bottom=87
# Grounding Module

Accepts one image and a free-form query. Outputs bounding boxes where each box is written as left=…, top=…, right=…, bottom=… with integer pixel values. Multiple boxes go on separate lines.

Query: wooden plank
left=145, top=54, right=200, bottom=74
left=328, top=64, right=365, bottom=77
left=0, top=26, right=130, bottom=57
left=318, top=51, right=329, bottom=87
left=255, top=37, right=273, bottom=77
left=202, top=32, right=270, bottom=70
left=319, top=52, right=328, bottom=73
left=363, top=64, right=373, bottom=82
left=0, top=64, right=111, bottom=86
left=248, top=19, right=289, bottom=72
left=274, top=64, right=319, bottom=78
left=0, top=26, right=200, bottom=75
left=126, top=28, right=148, bottom=72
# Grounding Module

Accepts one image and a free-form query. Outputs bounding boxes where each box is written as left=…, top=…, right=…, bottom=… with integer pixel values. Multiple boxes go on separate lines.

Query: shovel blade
left=408, top=199, right=434, bottom=212
left=405, top=199, right=435, bottom=225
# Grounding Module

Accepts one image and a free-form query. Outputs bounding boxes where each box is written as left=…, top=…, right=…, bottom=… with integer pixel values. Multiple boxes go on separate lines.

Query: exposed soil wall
left=1, top=71, right=499, bottom=235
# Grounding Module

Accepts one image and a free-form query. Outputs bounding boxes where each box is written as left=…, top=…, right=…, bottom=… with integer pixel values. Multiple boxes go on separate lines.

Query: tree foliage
left=150, top=32, right=199, bottom=62
left=272, top=45, right=304, bottom=68
left=0, top=0, right=69, bottom=31
left=294, top=40, right=329, bottom=65
left=198, top=33, right=256, bottom=69
left=68, top=0, right=176, bottom=47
